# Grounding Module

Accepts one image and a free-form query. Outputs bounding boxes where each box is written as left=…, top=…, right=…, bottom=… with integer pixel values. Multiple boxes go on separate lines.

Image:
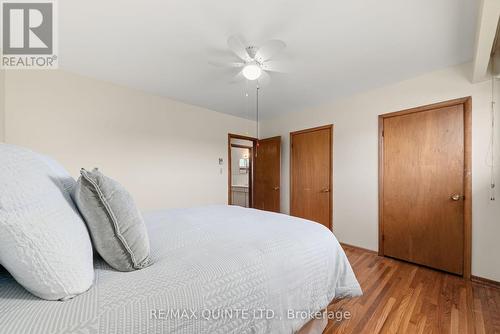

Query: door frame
left=290, top=124, right=334, bottom=230
left=228, top=133, right=257, bottom=206
left=378, top=97, right=472, bottom=279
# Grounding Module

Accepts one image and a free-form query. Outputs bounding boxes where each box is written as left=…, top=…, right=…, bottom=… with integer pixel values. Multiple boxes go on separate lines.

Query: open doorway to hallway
left=228, top=134, right=255, bottom=208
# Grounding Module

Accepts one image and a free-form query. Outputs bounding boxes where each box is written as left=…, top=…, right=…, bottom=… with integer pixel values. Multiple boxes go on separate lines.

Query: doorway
left=290, top=125, right=333, bottom=230
left=379, top=97, right=472, bottom=278
left=228, top=133, right=282, bottom=212
left=228, top=134, right=255, bottom=208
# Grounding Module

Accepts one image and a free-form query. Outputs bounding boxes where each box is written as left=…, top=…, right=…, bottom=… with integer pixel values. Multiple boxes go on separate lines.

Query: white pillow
left=0, top=144, right=94, bottom=300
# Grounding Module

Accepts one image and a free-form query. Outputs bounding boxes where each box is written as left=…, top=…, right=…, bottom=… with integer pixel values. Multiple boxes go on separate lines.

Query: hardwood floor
left=323, top=245, right=500, bottom=334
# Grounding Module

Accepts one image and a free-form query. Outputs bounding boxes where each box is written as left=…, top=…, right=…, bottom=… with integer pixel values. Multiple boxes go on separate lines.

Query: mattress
left=0, top=205, right=361, bottom=334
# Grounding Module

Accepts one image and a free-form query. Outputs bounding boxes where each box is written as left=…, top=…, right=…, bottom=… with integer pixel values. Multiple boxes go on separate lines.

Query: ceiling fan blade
left=229, top=70, right=246, bottom=84
left=227, top=35, right=251, bottom=62
left=257, top=70, right=271, bottom=87
left=208, top=61, right=245, bottom=68
left=255, top=40, right=286, bottom=62
left=261, top=60, right=289, bottom=73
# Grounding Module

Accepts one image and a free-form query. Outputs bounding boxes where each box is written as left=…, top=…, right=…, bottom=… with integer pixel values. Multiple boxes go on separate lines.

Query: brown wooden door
left=290, top=125, right=332, bottom=229
left=382, top=104, right=465, bottom=275
left=253, top=136, right=281, bottom=212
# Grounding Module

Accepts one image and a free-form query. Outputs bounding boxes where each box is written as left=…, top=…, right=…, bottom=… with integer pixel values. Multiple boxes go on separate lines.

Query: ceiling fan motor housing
left=246, top=46, right=259, bottom=60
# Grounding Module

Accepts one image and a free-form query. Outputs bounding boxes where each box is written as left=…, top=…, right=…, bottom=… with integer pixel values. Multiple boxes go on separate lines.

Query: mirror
left=239, top=158, right=249, bottom=173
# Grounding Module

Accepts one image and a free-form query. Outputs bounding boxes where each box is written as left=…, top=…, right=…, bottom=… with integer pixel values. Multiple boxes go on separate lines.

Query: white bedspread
left=0, top=205, right=361, bottom=334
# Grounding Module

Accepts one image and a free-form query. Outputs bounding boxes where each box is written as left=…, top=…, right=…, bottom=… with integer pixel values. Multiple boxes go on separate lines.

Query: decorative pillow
left=0, top=144, right=94, bottom=300
left=74, top=168, right=152, bottom=272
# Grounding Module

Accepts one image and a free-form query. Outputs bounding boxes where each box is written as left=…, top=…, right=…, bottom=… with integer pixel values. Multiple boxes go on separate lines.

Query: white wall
left=260, top=63, right=500, bottom=282
left=0, top=70, right=5, bottom=142
left=4, top=70, right=255, bottom=210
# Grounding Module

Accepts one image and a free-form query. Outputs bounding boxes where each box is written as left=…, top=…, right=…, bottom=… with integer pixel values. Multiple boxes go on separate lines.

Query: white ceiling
left=59, top=0, right=478, bottom=120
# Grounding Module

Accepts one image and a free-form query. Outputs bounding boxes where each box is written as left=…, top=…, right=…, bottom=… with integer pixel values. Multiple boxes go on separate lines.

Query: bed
left=0, top=205, right=361, bottom=334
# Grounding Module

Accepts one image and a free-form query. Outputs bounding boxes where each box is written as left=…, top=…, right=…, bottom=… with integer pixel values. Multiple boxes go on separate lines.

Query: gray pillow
left=74, top=168, right=152, bottom=272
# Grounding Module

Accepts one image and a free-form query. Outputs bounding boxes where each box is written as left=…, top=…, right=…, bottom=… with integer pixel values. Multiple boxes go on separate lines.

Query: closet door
left=380, top=100, right=470, bottom=275
left=290, top=125, right=333, bottom=230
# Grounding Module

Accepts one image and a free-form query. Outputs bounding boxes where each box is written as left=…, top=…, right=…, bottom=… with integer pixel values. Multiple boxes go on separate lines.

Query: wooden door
left=381, top=100, right=470, bottom=275
left=253, top=136, right=281, bottom=212
left=290, top=125, right=332, bottom=229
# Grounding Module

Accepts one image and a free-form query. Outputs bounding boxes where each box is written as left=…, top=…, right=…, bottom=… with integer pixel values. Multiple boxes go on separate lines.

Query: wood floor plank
left=473, top=297, right=486, bottom=334
left=415, top=314, right=427, bottom=334
left=324, top=245, right=500, bottom=334
left=398, top=282, right=423, bottom=333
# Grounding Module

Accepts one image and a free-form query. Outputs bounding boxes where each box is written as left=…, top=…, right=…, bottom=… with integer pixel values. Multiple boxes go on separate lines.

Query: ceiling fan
left=222, top=35, right=287, bottom=86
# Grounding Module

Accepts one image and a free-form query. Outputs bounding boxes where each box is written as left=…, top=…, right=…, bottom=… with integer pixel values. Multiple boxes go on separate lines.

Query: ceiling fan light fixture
left=242, top=63, right=262, bottom=80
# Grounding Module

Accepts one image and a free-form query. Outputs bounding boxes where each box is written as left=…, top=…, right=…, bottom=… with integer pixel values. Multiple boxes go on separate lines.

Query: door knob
left=450, top=194, right=462, bottom=201
left=320, top=188, right=330, bottom=193
left=273, top=186, right=280, bottom=191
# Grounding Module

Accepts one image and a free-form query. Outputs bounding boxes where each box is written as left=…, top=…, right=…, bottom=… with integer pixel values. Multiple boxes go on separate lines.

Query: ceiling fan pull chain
left=490, top=77, right=496, bottom=201
left=256, top=86, right=260, bottom=157
left=256, top=86, right=259, bottom=140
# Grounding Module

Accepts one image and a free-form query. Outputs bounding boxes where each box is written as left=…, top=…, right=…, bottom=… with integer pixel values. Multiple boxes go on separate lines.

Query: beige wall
left=4, top=70, right=255, bottom=210
left=260, top=63, right=500, bottom=282
left=0, top=70, right=5, bottom=142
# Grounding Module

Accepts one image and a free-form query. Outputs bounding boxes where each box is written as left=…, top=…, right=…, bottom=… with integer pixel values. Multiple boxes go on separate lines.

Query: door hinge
left=382, top=130, right=384, bottom=137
